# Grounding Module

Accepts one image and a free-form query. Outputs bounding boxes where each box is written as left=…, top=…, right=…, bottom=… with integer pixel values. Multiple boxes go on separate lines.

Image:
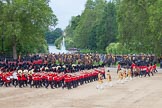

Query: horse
left=132, top=67, right=140, bottom=77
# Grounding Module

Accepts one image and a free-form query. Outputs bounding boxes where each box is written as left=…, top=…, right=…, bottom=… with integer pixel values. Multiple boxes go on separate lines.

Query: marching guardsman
left=123, top=69, right=127, bottom=81
left=117, top=63, right=121, bottom=74
left=100, top=68, right=106, bottom=79
left=117, top=69, right=124, bottom=84
left=3, top=72, right=11, bottom=87
left=22, top=70, right=28, bottom=87
left=149, top=64, right=154, bottom=76
left=96, top=72, right=103, bottom=89
left=153, top=63, right=158, bottom=73
left=41, top=72, right=47, bottom=87
left=105, top=70, right=113, bottom=87
left=28, top=70, right=33, bottom=88
left=17, top=69, right=22, bottom=88
left=63, top=74, right=72, bottom=89
left=144, top=65, right=150, bottom=77
left=54, top=74, right=62, bottom=88
left=127, top=68, right=132, bottom=80
left=45, top=72, right=54, bottom=89
left=71, top=75, right=77, bottom=88
left=32, top=73, right=41, bottom=88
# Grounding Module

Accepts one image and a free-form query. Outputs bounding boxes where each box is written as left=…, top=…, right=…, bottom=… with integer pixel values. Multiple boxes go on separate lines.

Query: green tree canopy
left=116, top=0, right=162, bottom=56
left=65, top=0, right=117, bottom=52
left=0, top=0, right=57, bottom=59
left=45, top=28, right=63, bottom=44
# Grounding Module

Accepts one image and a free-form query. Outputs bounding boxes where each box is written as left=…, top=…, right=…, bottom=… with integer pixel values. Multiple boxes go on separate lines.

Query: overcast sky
left=49, top=0, right=87, bottom=30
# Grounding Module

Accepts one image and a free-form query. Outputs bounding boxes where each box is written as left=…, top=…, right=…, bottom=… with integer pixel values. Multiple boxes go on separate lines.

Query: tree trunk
left=12, top=35, right=17, bottom=59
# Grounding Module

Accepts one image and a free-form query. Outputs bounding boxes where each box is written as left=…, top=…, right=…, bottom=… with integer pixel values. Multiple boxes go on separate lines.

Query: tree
left=64, top=16, right=81, bottom=48
left=73, top=0, right=97, bottom=49
left=45, top=28, right=63, bottom=44
left=106, top=42, right=129, bottom=54
left=116, top=0, right=155, bottom=54
left=65, top=0, right=118, bottom=51
left=116, top=0, right=162, bottom=55
left=72, top=0, right=107, bottom=50
left=0, top=0, right=57, bottom=59
left=96, top=1, right=118, bottom=50
left=148, top=0, right=162, bottom=56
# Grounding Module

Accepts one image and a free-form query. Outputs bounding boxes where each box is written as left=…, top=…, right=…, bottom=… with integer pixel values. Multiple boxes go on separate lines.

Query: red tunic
left=22, top=74, right=27, bottom=81
left=131, top=63, right=136, bottom=69
left=48, top=75, right=53, bottom=81
left=17, top=74, right=21, bottom=81
left=2, top=75, right=6, bottom=82
left=28, top=75, right=32, bottom=80
left=64, top=76, right=71, bottom=83
left=146, top=67, right=149, bottom=73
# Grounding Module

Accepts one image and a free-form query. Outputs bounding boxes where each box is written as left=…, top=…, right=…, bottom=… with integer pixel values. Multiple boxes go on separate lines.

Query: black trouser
left=72, top=80, right=77, bottom=88
left=94, top=75, right=98, bottom=81
left=57, top=80, right=62, bottom=88
left=33, top=80, right=39, bottom=88
left=144, top=72, right=150, bottom=77
left=154, top=69, right=158, bottom=73
left=4, top=81, right=11, bottom=87
left=39, top=80, right=43, bottom=87
left=140, top=71, right=145, bottom=77
left=54, top=81, right=59, bottom=88
left=36, top=80, right=42, bottom=88
left=79, top=79, right=84, bottom=85
left=87, top=77, right=90, bottom=83
left=45, top=80, right=54, bottom=89
left=19, top=80, right=23, bottom=88
left=92, top=76, right=95, bottom=82
left=131, top=71, right=134, bottom=78
left=12, top=79, right=18, bottom=87
left=64, top=82, right=71, bottom=89
left=22, top=80, right=28, bottom=87
left=103, top=74, right=106, bottom=79
left=150, top=71, right=154, bottom=76
left=84, top=78, right=89, bottom=83
left=28, top=80, right=32, bottom=88
left=0, top=78, right=4, bottom=87
left=42, top=79, right=47, bottom=87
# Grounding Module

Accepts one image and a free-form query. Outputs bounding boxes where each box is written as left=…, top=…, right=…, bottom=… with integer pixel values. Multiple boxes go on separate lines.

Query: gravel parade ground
left=0, top=68, right=162, bottom=108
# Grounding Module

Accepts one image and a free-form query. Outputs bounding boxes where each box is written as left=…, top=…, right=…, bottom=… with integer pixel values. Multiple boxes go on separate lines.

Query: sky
left=49, top=0, right=87, bottom=30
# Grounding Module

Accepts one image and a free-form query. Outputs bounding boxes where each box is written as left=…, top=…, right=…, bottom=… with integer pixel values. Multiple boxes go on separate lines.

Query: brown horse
left=132, top=67, right=140, bottom=77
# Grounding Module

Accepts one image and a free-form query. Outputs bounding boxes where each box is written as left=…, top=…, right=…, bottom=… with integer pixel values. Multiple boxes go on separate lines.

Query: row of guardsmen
left=0, top=68, right=106, bottom=89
